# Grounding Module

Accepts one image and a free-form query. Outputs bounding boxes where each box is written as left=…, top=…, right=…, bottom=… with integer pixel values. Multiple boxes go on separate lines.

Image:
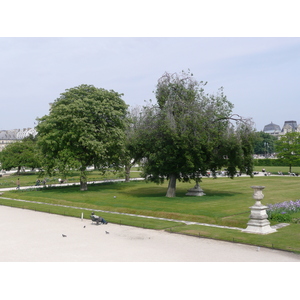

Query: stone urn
left=186, top=182, right=206, bottom=196
left=242, top=186, right=277, bottom=234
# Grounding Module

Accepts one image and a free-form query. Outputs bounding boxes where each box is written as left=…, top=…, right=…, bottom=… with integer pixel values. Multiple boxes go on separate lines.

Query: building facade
left=263, top=120, right=300, bottom=137
left=0, top=128, right=37, bottom=151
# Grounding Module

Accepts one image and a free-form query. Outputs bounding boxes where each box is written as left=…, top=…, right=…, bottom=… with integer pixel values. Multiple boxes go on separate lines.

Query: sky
left=1, top=37, right=299, bottom=132
left=1, top=3, right=300, bottom=133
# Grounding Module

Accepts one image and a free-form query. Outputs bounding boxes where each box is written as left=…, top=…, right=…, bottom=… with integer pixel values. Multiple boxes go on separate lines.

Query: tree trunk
left=166, top=174, right=177, bottom=197
left=80, top=169, right=88, bottom=191
left=125, top=164, right=131, bottom=182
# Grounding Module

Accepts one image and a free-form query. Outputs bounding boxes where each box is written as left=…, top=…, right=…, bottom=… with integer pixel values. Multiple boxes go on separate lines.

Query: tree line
left=252, top=131, right=300, bottom=173
left=0, top=70, right=256, bottom=197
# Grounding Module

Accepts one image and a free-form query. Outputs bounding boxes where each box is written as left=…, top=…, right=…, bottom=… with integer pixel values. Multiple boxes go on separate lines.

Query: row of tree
left=275, top=132, right=300, bottom=172
left=0, top=70, right=256, bottom=197
left=253, top=131, right=277, bottom=155
left=252, top=131, right=300, bottom=172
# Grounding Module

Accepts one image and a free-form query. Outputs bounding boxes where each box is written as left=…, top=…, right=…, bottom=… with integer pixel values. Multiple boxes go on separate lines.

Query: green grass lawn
left=0, top=168, right=142, bottom=188
left=1, top=173, right=300, bottom=254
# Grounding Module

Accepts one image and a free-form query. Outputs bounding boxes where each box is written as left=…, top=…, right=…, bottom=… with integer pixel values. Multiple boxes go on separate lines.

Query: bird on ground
left=105, top=231, right=109, bottom=234
left=83, top=226, right=86, bottom=228
left=62, top=234, right=67, bottom=237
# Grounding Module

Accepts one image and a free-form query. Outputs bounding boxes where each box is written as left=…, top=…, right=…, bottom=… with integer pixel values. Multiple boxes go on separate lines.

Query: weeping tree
left=36, top=84, right=128, bottom=191
left=136, top=70, right=254, bottom=197
left=122, top=105, right=145, bottom=182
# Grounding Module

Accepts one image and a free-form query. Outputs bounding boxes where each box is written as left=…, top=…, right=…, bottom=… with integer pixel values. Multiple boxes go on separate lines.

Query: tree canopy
left=0, top=135, right=41, bottom=174
left=275, top=132, right=300, bottom=173
left=253, top=131, right=277, bottom=155
left=135, top=71, right=254, bottom=197
left=36, top=84, right=128, bottom=190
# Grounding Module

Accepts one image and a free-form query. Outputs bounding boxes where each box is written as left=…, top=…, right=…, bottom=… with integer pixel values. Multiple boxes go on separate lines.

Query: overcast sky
left=1, top=36, right=299, bottom=132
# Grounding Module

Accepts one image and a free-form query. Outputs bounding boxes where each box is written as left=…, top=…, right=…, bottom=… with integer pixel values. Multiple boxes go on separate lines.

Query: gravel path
left=0, top=206, right=299, bottom=262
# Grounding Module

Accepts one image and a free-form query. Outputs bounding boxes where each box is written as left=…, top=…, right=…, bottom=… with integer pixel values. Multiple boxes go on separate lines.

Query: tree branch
left=213, top=114, right=253, bottom=126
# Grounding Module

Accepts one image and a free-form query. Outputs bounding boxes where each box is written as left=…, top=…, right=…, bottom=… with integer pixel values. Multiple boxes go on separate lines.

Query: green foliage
left=135, top=70, right=255, bottom=197
left=252, top=158, right=300, bottom=166
left=121, top=106, right=145, bottom=182
left=275, top=132, right=300, bottom=172
left=253, top=131, right=277, bottom=155
left=269, top=213, right=292, bottom=223
left=0, top=135, right=41, bottom=173
left=36, top=84, right=128, bottom=190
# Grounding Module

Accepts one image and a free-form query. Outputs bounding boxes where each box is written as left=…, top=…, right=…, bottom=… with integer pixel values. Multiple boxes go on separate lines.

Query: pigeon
left=83, top=226, right=86, bottom=228
left=105, top=231, right=109, bottom=234
left=62, top=234, right=67, bottom=237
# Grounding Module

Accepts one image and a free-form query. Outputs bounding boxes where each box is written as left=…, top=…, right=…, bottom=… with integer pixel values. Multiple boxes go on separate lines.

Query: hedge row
left=253, top=159, right=300, bottom=166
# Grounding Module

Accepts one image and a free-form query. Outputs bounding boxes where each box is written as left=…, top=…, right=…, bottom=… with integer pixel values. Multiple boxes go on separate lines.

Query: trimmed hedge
left=253, top=159, right=300, bottom=167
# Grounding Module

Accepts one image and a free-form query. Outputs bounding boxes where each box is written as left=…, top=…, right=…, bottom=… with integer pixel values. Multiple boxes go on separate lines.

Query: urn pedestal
left=186, top=182, right=206, bottom=196
left=242, top=186, right=277, bottom=235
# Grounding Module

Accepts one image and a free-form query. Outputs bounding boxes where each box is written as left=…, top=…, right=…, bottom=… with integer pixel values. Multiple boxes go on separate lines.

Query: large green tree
left=275, top=132, right=300, bottom=173
left=0, top=135, right=41, bottom=174
left=36, top=84, right=128, bottom=190
left=136, top=71, right=254, bottom=197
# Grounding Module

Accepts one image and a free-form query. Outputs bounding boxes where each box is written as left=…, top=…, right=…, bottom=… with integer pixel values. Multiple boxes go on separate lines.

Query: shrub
left=269, top=212, right=292, bottom=223
left=253, top=158, right=300, bottom=167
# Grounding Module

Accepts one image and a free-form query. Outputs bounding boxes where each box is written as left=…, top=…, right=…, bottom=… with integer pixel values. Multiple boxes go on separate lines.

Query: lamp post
left=264, top=142, right=269, bottom=158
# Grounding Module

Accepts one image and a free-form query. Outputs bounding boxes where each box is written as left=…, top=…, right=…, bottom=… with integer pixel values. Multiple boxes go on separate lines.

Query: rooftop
left=263, top=122, right=281, bottom=133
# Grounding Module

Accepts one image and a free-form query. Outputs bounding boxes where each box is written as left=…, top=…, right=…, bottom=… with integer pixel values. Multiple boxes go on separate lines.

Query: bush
left=269, top=212, right=292, bottom=223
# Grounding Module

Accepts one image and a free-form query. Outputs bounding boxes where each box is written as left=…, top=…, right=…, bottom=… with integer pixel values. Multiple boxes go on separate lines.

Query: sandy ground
left=0, top=205, right=300, bottom=262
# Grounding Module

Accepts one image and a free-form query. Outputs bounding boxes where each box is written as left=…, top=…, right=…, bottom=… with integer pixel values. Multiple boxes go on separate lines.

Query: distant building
left=263, top=120, right=300, bottom=137
left=281, top=120, right=298, bottom=134
left=263, top=122, right=281, bottom=136
left=0, top=128, right=37, bottom=151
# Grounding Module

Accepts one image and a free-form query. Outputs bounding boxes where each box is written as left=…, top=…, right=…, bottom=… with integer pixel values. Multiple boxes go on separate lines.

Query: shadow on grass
left=15, top=181, right=244, bottom=205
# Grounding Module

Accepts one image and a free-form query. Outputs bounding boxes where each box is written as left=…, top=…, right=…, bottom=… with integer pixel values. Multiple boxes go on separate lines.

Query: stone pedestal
left=242, top=186, right=277, bottom=235
left=186, top=182, right=206, bottom=196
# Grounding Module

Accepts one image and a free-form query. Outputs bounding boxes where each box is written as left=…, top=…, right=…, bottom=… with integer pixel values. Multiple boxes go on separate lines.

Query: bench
left=91, top=215, right=108, bottom=225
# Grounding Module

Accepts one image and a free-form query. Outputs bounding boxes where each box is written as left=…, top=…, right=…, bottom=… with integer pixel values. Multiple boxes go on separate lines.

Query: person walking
left=16, top=178, right=20, bottom=190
